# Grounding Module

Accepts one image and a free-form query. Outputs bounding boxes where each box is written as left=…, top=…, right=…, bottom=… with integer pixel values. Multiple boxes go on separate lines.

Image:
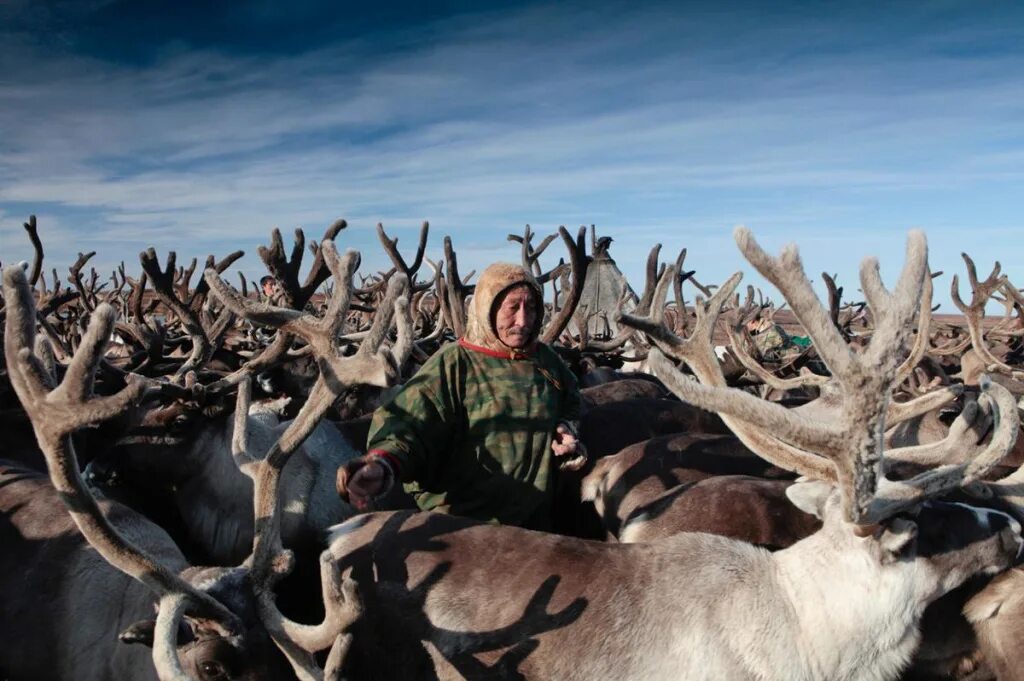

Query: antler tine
left=290, top=229, right=306, bottom=277
left=176, top=257, right=198, bottom=302
left=407, top=220, right=430, bottom=278
left=355, top=272, right=411, bottom=363
left=859, top=231, right=928, bottom=374
left=540, top=226, right=590, bottom=345
left=443, top=236, right=468, bottom=337
left=140, top=248, right=212, bottom=382
left=863, top=377, right=1019, bottom=523
left=822, top=272, right=843, bottom=332
left=299, top=219, right=347, bottom=299
left=318, top=242, right=359, bottom=339
left=734, top=227, right=855, bottom=379
left=885, top=399, right=988, bottom=469
left=673, top=247, right=697, bottom=334
left=68, top=251, right=98, bottom=312
left=894, top=269, right=935, bottom=386
left=23, top=215, right=43, bottom=287
left=225, top=383, right=361, bottom=681
left=190, top=250, right=244, bottom=308
left=3, top=267, right=243, bottom=680
left=641, top=244, right=663, bottom=313
left=886, top=383, right=963, bottom=426
left=378, top=221, right=430, bottom=281
left=618, top=267, right=837, bottom=481
left=951, top=254, right=1019, bottom=378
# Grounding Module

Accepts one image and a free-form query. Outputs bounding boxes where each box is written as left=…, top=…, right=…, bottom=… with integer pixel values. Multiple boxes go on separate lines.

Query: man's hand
left=336, top=458, right=386, bottom=511
left=551, top=423, right=587, bottom=472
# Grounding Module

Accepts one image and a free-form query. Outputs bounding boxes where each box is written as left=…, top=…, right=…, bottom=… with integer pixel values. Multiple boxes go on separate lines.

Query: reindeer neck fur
left=772, top=525, right=928, bottom=681
left=178, top=412, right=315, bottom=563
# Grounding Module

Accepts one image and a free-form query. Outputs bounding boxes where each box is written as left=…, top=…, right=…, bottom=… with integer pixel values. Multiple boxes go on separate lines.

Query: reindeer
left=81, top=225, right=417, bottom=566
left=319, top=228, right=1021, bottom=681
left=0, top=240, right=396, bottom=680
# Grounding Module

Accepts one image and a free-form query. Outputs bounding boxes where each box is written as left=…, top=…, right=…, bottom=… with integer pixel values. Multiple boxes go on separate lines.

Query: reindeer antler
left=952, top=254, right=1023, bottom=380
left=620, top=229, right=1019, bottom=525
left=3, top=266, right=244, bottom=681
left=212, top=242, right=405, bottom=680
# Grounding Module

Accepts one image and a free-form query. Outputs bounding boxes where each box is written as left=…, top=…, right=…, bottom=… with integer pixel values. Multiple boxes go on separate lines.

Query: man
left=260, top=275, right=282, bottom=303
left=337, top=263, right=586, bottom=531
left=746, top=316, right=793, bottom=362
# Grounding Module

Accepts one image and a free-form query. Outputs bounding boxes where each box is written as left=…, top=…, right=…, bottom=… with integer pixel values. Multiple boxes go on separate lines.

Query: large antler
left=205, top=242, right=412, bottom=541
left=140, top=248, right=220, bottom=382
left=3, top=266, right=244, bottom=681
left=258, top=220, right=347, bottom=310
left=208, top=241, right=406, bottom=679
left=951, top=253, right=1022, bottom=379
left=620, top=229, right=1019, bottom=525
left=508, top=225, right=564, bottom=284
left=377, top=221, right=431, bottom=293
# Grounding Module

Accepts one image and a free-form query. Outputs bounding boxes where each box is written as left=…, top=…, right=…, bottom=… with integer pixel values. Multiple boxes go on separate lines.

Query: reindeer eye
left=199, top=660, right=227, bottom=680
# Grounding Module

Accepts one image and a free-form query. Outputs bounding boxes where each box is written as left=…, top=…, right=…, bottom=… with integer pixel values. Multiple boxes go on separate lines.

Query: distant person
left=746, top=316, right=793, bottom=361
left=259, top=275, right=287, bottom=307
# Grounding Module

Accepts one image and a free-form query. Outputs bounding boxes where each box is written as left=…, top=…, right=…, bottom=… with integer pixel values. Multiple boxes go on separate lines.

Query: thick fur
left=0, top=462, right=290, bottom=680
left=579, top=377, right=666, bottom=408
left=581, top=433, right=796, bottom=538
left=964, top=567, right=1024, bottom=680
left=580, top=398, right=730, bottom=460
left=327, top=489, right=1020, bottom=681
left=87, top=409, right=360, bottom=565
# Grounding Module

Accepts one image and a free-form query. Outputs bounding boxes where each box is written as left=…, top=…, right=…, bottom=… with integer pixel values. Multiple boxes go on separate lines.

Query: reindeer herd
left=1, top=217, right=1024, bottom=681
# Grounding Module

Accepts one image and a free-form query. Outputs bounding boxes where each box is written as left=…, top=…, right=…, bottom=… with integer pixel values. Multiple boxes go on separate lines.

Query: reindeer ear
left=119, top=618, right=195, bottom=648
left=785, top=480, right=833, bottom=518
left=119, top=619, right=157, bottom=647
left=964, top=595, right=1003, bottom=623
left=580, top=459, right=611, bottom=502
left=879, top=517, right=918, bottom=562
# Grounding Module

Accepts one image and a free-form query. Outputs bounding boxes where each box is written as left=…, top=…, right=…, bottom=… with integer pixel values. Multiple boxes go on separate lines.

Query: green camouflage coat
left=366, top=263, right=580, bottom=530
left=752, top=323, right=792, bottom=360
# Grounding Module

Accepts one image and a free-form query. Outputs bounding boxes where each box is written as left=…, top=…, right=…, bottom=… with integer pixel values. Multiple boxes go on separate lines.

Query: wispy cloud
left=1, top=2, right=1022, bottom=306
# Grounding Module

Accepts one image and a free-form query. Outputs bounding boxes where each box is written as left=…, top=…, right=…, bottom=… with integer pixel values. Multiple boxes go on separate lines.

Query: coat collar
left=458, top=338, right=538, bottom=360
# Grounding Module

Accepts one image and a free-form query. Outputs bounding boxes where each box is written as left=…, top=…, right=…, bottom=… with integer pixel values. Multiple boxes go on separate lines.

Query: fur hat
left=463, top=263, right=544, bottom=351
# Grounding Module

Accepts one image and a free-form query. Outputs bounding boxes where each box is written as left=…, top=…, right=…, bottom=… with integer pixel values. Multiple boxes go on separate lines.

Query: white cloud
left=1, top=3, right=1023, bottom=307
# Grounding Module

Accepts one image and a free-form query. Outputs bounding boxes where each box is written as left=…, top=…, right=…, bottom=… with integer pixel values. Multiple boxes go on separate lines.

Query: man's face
left=495, top=284, right=538, bottom=349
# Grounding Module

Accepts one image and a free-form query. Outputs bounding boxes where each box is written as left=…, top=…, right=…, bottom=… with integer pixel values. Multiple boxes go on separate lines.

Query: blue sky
left=1, top=0, right=1022, bottom=310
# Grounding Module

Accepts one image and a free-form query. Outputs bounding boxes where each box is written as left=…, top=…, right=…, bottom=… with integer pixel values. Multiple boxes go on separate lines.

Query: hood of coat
left=463, top=263, right=544, bottom=352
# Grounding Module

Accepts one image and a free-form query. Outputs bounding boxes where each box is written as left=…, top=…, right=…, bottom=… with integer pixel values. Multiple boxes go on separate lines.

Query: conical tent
left=569, top=242, right=638, bottom=339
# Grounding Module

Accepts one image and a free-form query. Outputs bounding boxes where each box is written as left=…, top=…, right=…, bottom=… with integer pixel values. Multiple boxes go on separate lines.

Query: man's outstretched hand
left=337, top=457, right=386, bottom=511
left=551, top=423, right=587, bottom=472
